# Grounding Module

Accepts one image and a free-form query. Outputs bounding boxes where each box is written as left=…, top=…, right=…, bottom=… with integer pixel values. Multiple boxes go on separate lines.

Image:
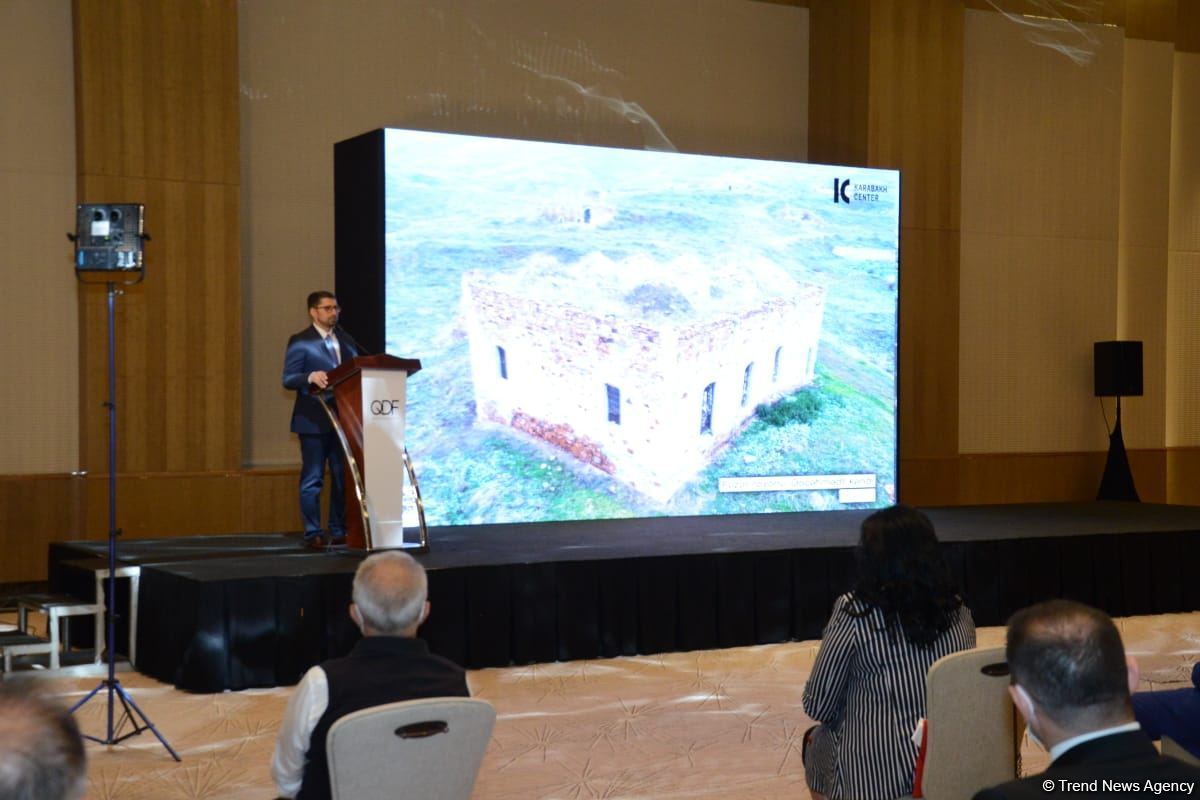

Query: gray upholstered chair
left=920, top=646, right=1022, bottom=800
left=326, top=697, right=496, bottom=800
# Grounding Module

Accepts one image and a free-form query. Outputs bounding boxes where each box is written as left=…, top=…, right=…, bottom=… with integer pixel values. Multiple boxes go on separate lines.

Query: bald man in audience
left=0, top=687, right=87, bottom=800
left=973, top=600, right=1200, bottom=799
left=272, top=550, right=469, bottom=800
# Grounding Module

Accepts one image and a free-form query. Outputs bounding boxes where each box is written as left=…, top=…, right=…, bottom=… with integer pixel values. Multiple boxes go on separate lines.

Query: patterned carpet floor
left=3, top=611, right=1197, bottom=799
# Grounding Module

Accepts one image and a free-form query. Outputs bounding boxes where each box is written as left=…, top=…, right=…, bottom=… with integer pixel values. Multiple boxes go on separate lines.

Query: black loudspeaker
left=1094, top=341, right=1143, bottom=397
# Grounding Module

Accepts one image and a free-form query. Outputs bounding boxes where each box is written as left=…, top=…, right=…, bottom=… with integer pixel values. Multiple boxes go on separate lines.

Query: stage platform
left=48, top=502, right=1200, bottom=693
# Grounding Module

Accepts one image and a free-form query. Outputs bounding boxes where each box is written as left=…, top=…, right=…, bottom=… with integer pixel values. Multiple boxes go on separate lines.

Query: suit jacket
left=282, top=326, right=361, bottom=434
left=973, top=730, right=1200, bottom=800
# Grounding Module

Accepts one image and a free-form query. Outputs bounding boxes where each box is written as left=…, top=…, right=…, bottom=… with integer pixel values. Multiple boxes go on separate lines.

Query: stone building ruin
left=460, top=252, right=826, bottom=503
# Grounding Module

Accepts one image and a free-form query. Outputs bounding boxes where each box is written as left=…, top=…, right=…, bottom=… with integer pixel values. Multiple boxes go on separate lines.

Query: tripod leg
left=112, top=682, right=182, bottom=761
left=69, top=681, right=106, bottom=715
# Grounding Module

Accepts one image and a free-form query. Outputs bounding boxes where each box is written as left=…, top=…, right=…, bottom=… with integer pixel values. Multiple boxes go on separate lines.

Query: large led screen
left=378, top=129, right=899, bottom=527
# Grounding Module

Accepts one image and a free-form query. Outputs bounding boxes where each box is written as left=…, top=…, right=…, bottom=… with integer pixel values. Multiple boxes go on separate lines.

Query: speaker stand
left=1097, top=396, right=1139, bottom=502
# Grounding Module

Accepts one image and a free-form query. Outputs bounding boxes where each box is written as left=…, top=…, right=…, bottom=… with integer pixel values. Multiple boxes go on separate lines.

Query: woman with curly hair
left=803, top=504, right=975, bottom=800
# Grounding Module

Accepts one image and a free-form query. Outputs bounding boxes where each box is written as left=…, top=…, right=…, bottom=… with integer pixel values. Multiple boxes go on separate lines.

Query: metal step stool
left=0, top=630, right=55, bottom=673
left=13, top=593, right=104, bottom=670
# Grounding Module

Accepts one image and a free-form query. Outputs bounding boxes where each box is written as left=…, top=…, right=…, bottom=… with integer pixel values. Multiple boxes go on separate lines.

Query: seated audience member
left=1133, top=661, right=1200, bottom=759
left=0, top=686, right=87, bottom=800
left=974, top=600, right=1200, bottom=799
left=272, top=550, right=469, bottom=800
left=803, top=504, right=976, bottom=800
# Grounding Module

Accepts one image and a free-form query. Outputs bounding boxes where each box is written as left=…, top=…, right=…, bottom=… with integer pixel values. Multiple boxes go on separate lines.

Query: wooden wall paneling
left=956, top=452, right=1107, bottom=504
left=1122, top=0, right=1180, bottom=42
left=1127, top=448, right=1167, bottom=501
left=868, top=0, right=963, bottom=231
left=1166, top=447, right=1200, bottom=504
left=898, top=229, right=961, bottom=490
left=240, top=469, right=305, bottom=532
left=203, top=184, right=243, bottom=469
left=82, top=471, right=302, bottom=539
left=1177, top=1, right=1199, bottom=53
left=807, top=0, right=870, bottom=166
left=74, top=0, right=241, bottom=478
left=898, top=456, right=960, bottom=506
left=865, top=1, right=964, bottom=504
left=0, top=475, right=88, bottom=583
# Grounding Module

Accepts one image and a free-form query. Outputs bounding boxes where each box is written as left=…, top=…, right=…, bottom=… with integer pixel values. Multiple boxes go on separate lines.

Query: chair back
left=921, top=646, right=1020, bottom=800
left=327, top=697, right=496, bottom=800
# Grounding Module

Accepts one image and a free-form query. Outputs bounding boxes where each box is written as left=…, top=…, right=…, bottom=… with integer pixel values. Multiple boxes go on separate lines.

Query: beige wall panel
left=1165, top=53, right=1200, bottom=448
left=1166, top=252, right=1200, bottom=446
left=0, top=0, right=78, bottom=475
left=1115, top=39, right=1174, bottom=451
left=1117, top=246, right=1168, bottom=448
left=1167, top=53, right=1200, bottom=253
left=961, top=11, right=1123, bottom=241
left=960, top=233, right=1118, bottom=453
left=960, top=10, right=1124, bottom=455
left=1118, top=39, right=1175, bottom=252
left=240, top=0, right=810, bottom=466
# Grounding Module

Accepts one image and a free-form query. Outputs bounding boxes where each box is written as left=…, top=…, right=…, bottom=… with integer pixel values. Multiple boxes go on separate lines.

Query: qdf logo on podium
left=370, top=399, right=403, bottom=416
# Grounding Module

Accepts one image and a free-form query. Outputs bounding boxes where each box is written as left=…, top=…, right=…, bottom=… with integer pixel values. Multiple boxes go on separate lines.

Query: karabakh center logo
left=833, top=178, right=889, bottom=204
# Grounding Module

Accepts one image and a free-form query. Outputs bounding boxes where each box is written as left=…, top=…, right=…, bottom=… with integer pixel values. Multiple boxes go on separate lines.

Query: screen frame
left=334, top=127, right=902, bottom=535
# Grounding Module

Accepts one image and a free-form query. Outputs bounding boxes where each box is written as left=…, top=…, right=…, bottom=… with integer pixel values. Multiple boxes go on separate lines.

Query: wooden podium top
left=317, top=355, right=422, bottom=393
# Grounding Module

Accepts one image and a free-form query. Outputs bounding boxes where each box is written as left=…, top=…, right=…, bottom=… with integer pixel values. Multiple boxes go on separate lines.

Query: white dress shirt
left=271, top=666, right=331, bottom=799
left=1049, top=721, right=1142, bottom=763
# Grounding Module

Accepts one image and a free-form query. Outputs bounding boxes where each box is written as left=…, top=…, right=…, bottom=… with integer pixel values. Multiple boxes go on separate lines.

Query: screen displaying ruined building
left=380, top=128, right=899, bottom=526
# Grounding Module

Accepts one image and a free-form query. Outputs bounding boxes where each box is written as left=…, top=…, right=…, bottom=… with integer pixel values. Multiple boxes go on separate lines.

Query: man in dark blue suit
left=973, top=600, right=1200, bottom=799
left=283, top=291, right=361, bottom=548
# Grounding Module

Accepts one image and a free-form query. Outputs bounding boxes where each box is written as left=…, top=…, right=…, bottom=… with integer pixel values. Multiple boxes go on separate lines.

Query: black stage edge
left=48, top=503, right=1200, bottom=693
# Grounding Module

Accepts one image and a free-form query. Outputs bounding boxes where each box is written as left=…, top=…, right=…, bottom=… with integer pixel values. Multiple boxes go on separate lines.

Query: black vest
left=296, top=636, right=469, bottom=800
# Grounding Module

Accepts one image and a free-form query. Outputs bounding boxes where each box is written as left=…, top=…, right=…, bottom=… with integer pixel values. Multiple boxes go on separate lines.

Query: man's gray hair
left=352, top=550, right=428, bottom=635
left=0, top=687, right=87, bottom=800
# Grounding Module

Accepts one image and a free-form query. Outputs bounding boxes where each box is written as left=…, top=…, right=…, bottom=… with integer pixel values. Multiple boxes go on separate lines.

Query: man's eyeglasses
left=315, top=305, right=340, bottom=312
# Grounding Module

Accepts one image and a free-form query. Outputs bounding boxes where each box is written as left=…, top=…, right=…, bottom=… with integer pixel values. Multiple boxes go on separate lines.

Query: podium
left=312, top=354, right=426, bottom=550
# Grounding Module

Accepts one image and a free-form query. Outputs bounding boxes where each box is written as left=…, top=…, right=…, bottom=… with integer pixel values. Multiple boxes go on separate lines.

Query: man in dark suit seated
left=1134, top=661, right=1200, bottom=760
left=974, top=600, right=1200, bottom=799
left=272, top=550, right=469, bottom=800
left=282, top=291, right=362, bottom=549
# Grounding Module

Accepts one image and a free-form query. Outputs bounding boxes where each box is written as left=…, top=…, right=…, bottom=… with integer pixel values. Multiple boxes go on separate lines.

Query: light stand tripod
left=69, top=204, right=179, bottom=760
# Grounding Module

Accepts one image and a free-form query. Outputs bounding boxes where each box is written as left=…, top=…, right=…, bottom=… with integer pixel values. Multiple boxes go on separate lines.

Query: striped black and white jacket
left=802, top=593, right=976, bottom=800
